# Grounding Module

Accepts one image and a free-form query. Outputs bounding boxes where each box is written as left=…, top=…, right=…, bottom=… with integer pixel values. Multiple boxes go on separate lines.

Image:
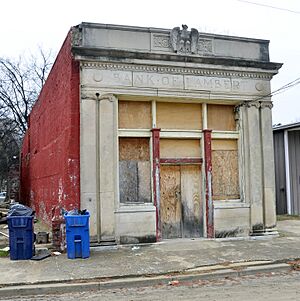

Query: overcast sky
left=1, top=0, right=299, bottom=125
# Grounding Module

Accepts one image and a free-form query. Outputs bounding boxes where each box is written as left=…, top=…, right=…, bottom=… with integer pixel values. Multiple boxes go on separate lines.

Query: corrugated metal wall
left=273, top=131, right=287, bottom=214
left=288, top=131, right=300, bottom=215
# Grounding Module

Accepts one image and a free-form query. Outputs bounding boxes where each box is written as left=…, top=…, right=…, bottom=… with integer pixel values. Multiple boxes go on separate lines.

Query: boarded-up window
left=207, top=105, right=236, bottom=131
left=157, top=102, right=202, bottom=130
left=119, top=101, right=151, bottom=129
left=212, top=139, right=239, bottom=200
left=160, top=139, right=201, bottom=158
left=119, top=138, right=151, bottom=203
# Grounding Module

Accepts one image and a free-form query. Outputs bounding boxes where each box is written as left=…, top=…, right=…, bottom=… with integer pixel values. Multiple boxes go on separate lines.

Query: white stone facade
left=74, top=23, right=282, bottom=243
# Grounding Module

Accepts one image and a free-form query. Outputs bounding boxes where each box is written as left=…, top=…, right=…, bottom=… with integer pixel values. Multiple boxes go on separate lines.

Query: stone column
left=80, top=93, right=98, bottom=239
left=246, top=102, right=264, bottom=234
left=98, top=94, right=118, bottom=242
left=260, top=101, right=277, bottom=233
left=80, top=91, right=118, bottom=242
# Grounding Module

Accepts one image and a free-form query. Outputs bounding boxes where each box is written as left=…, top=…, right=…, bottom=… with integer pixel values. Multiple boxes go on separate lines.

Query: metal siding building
left=273, top=123, right=300, bottom=215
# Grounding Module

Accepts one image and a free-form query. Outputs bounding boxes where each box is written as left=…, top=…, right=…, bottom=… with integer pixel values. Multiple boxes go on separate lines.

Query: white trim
left=284, top=130, right=292, bottom=214
left=115, top=205, right=156, bottom=214
left=118, top=129, right=152, bottom=137
left=202, top=103, right=208, bottom=130
left=214, top=200, right=250, bottom=209
left=152, top=100, right=156, bottom=128
left=160, top=131, right=202, bottom=139
left=211, top=131, right=239, bottom=139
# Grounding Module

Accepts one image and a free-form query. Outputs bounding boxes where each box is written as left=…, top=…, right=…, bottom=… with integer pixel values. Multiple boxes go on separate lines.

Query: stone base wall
left=214, top=203, right=250, bottom=238
left=115, top=206, right=156, bottom=244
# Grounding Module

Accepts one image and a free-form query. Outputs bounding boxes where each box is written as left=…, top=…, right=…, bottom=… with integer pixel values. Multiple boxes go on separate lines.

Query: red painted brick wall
left=20, top=30, right=80, bottom=225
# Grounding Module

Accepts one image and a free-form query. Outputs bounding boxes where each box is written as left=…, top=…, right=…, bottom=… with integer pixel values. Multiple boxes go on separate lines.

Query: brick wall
left=20, top=30, right=80, bottom=225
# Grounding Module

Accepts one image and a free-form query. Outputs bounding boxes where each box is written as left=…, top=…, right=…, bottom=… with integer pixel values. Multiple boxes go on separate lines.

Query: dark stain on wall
left=119, top=235, right=156, bottom=244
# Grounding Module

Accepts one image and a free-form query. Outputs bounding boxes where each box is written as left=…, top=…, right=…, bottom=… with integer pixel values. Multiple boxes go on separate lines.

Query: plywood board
left=212, top=139, right=238, bottom=151
left=207, top=104, right=236, bottom=131
left=212, top=150, right=240, bottom=200
left=119, top=161, right=138, bottom=203
left=119, top=138, right=151, bottom=203
left=160, top=165, right=182, bottom=239
left=118, top=101, right=151, bottom=129
left=160, top=139, right=201, bottom=158
left=137, top=161, right=151, bottom=203
left=119, top=138, right=150, bottom=161
left=156, top=102, right=202, bottom=130
left=181, top=165, right=203, bottom=237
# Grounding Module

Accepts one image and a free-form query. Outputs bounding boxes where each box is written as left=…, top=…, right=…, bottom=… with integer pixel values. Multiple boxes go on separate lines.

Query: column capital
left=96, top=93, right=118, bottom=102
left=260, top=101, right=273, bottom=109
left=81, top=91, right=118, bottom=102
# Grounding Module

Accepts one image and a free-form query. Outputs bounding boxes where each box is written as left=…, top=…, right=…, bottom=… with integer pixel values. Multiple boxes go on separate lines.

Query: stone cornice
left=80, top=61, right=274, bottom=80
left=73, top=46, right=282, bottom=74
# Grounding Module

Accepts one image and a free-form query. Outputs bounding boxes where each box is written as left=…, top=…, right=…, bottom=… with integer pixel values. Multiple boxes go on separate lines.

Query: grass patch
left=0, top=249, right=9, bottom=257
left=277, top=214, right=300, bottom=221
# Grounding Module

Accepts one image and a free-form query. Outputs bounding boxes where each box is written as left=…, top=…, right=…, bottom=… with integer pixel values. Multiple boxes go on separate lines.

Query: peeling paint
left=19, top=31, right=80, bottom=226
left=58, top=178, right=63, bottom=204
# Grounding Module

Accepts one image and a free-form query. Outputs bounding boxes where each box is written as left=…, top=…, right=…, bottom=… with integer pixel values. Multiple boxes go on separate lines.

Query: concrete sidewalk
left=0, top=219, right=300, bottom=295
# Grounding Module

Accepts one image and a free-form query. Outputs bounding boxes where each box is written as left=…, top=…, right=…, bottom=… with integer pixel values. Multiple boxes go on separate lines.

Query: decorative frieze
left=81, top=62, right=273, bottom=80
left=152, top=31, right=213, bottom=56
left=198, top=39, right=213, bottom=54
left=153, top=34, right=171, bottom=49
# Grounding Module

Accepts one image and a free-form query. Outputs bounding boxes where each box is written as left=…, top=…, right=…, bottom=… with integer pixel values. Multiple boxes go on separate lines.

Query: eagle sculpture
left=170, top=25, right=199, bottom=54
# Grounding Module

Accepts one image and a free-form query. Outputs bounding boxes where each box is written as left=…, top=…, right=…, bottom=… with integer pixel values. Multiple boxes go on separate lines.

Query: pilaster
left=260, top=101, right=277, bottom=233
left=245, top=101, right=264, bottom=234
left=97, top=93, right=118, bottom=242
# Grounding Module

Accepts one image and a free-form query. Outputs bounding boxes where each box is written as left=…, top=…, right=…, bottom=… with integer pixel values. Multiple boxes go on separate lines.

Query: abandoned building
left=20, top=22, right=282, bottom=244
left=273, top=122, right=300, bottom=215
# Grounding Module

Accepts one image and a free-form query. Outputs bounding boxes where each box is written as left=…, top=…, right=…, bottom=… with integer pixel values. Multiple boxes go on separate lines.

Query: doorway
left=160, top=165, right=203, bottom=239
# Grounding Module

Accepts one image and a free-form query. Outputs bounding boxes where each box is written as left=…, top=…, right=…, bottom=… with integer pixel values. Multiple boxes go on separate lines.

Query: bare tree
left=0, top=48, right=54, bottom=196
left=0, top=48, right=53, bottom=135
left=0, top=118, right=20, bottom=194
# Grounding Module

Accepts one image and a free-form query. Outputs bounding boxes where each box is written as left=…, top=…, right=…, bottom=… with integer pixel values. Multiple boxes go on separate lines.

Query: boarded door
left=160, top=165, right=202, bottom=239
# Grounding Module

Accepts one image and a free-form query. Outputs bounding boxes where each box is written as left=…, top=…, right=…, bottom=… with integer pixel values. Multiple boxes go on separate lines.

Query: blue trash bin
left=64, top=212, right=90, bottom=259
left=7, top=216, right=34, bottom=260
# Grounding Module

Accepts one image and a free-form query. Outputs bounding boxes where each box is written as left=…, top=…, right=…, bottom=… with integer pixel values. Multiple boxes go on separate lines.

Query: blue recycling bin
left=64, top=212, right=90, bottom=259
left=7, top=216, right=34, bottom=260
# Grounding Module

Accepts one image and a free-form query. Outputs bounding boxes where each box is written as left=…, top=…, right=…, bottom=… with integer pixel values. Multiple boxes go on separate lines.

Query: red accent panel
left=20, top=30, right=80, bottom=226
left=151, top=128, right=161, bottom=241
left=203, top=129, right=214, bottom=238
left=160, top=158, right=203, bottom=164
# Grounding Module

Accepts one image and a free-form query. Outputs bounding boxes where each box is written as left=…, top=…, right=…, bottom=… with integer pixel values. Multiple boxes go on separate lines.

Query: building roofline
left=273, top=122, right=300, bottom=131
left=77, top=22, right=271, bottom=44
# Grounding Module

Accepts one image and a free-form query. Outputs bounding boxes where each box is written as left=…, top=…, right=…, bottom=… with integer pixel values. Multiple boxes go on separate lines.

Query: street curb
left=0, top=263, right=293, bottom=297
